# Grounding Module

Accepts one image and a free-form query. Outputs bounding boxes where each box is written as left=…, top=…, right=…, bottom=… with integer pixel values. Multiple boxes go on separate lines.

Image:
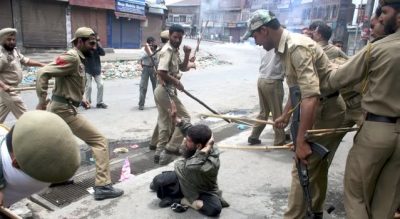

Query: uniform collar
left=73, top=47, right=85, bottom=59
left=277, top=29, right=289, bottom=54
left=166, top=41, right=179, bottom=52
left=318, top=41, right=328, bottom=47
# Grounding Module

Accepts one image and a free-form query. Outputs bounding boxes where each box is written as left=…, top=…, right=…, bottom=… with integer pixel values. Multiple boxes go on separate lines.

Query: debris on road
left=21, top=53, right=231, bottom=85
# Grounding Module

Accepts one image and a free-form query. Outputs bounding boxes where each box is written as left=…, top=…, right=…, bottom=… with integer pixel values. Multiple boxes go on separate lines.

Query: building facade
left=166, top=0, right=201, bottom=38
left=249, top=0, right=355, bottom=50
left=0, top=0, right=166, bottom=50
left=200, top=0, right=250, bottom=42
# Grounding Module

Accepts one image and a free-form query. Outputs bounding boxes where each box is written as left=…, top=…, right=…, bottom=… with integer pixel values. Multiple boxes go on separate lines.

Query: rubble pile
left=196, top=53, right=232, bottom=68
left=21, top=54, right=231, bottom=85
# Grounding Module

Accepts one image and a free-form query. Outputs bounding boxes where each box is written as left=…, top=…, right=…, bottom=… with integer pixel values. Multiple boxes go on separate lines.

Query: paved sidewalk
left=43, top=127, right=351, bottom=219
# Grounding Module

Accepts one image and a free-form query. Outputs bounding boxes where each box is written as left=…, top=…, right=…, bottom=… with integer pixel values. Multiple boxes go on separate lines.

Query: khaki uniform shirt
left=327, top=30, right=400, bottom=117
left=0, top=46, right=30, bottom=86
left=157, top=42, right=184, bottom=94
left=277, top=30, right=334, bottom=98
left=320, top=42, right=348, bottom=60
left=319, top=42, right=360, bottom=104
left=36, top=48, right=86, bottom=105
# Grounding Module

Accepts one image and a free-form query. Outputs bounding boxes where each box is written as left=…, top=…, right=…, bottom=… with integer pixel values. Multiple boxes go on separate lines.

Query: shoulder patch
left=55, top=56, right=68, bottom=66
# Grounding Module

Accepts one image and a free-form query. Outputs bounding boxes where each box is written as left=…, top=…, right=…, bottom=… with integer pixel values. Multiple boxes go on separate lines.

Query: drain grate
left=37, top=142, right=155, bottom=208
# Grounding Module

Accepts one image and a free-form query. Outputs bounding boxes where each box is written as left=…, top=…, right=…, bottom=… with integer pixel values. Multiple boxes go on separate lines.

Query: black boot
left=94, top=184, right=124, bottom=200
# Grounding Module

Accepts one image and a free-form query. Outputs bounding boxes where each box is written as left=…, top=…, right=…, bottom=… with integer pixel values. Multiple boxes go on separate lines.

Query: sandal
left=171, top=203, right=188, bottom=213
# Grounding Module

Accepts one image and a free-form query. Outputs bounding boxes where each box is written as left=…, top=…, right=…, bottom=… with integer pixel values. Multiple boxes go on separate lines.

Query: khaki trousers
left=0, top=91, right=27, bottom=123
left=49, top=101, right=111, bottom=186
left=153, top=85, right=190, bottom=155
left=344, top=120, right=400, bottom=219
left=284, top=95, right=346, bottom=218
left=250, top=78, right=285, bottom=145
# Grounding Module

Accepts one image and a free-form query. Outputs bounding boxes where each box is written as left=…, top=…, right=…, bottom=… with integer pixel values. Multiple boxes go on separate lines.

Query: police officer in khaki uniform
left=325, top=1, right=400, bottom=217
left=149, top=30, right=171, bottom=151
left=0, top=110, right=80, bottom=206
left=154, top=24, right=195, bottom=165
left=36, top=27, right=123, bottom=200
left=309, top=21, right=364, bottom=128
left=0, top=28, right=45, bottom=123
left=243, top=10, right=345, bottom=218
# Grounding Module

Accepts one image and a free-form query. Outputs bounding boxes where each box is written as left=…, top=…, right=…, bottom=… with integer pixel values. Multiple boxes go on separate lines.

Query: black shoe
left=94, top=184, right=124, bottom=200
left=248, top=137, right=261, bottom=145
left=154, top=155, right=160, bottom=164
left=139, top=105, right=144, bottom=110
left=149, top=145, right=156, bottom=150
left=96, top=103, right=108, bottom=109
left=159, top=198, right=173, bottom=208
left=49, top=179, right=74, bottom=187
left=150, top=182, right=156, bottom=191
left=220, top=196, right=230, bottom=208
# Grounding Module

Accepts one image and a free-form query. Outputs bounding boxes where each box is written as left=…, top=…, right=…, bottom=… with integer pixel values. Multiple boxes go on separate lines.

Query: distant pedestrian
left=0, top=28, right=45, bottom=122
left=248, top=49, right=285, bottom=146
left=84, top=33, right=107, bottom=109
left=138, top=36, right=158, bottom=110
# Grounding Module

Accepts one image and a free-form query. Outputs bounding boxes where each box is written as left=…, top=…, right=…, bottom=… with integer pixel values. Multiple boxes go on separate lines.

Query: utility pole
left=360, top=0, right=375, bottom=46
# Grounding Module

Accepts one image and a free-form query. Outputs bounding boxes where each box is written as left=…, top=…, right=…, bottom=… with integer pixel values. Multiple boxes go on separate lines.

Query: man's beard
left=2, top=44, right=15, bottom=51
left=182, top=147, right=197, bottom=159
left=384, top=15, right=397, bottom=35
left=170, top=41, right=181, bottom=49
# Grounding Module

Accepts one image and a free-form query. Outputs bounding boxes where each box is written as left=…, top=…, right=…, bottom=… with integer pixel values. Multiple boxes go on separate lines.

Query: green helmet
left=12, top=111, right=80, bottom=183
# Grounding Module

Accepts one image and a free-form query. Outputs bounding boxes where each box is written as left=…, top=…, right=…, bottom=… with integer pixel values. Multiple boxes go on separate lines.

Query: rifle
left=289, top=86, right=329, bottom=219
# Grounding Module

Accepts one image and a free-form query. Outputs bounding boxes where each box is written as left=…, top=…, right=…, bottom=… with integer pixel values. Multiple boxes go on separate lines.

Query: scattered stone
left=21, top=54, right=231, bottom=85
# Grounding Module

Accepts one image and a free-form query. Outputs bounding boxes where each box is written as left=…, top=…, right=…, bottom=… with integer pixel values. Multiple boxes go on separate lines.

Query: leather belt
left=320, top=91, right=339, bottom=101
left=366, top=112, right=398, bottom=124
left=52, top=95, right=80, bottom=107
left=142, top=65, right=154, bottom=68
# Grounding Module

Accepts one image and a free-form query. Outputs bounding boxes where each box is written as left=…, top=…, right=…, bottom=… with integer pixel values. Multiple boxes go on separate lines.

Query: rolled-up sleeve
left=290, top=46, right=321, bottom=98
left=157, top=49, right=171, bottom=72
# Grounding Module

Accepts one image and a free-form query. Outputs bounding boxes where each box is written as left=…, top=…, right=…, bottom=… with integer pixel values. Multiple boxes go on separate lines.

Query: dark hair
left=169, top=24, right=185, bottom=35
left=161, top=38, right=168, bottom=44
left=73, top=37, right=90, bottom=46
left=6, top=126, right=14, bottom=153
left=375, top=6, right=382, bottom=17
left=147, top=36, right=155, bottom=44
left=187, top=124, right=212, bottom=147
left=309, top=20, right=332, bottom=41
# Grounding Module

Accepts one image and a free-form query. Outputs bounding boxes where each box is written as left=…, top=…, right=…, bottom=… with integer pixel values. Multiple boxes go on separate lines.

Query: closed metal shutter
left=0, top=0, right=13, bottom=29
left=71, top=6, right=108, bottom=47
left=109, top=13, right=141, bottom=49
left=20, top=0, right=67, bottom=48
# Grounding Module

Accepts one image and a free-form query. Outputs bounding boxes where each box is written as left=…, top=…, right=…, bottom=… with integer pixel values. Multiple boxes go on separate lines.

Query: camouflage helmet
left=242, top=9, right=277, bottom=40
left=160, top=30, right=169, bottom=40
left=12, top=111, right=80, bottom=183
